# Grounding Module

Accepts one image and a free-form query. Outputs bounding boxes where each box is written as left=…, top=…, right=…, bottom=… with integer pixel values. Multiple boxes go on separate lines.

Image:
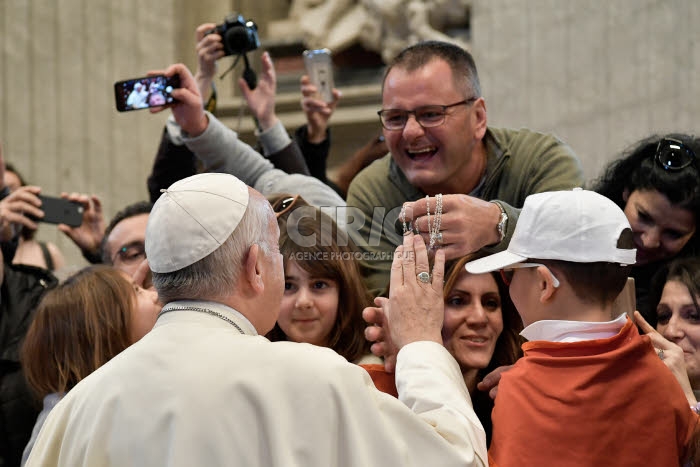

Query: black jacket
left=0, top=264, right=57, bottom=467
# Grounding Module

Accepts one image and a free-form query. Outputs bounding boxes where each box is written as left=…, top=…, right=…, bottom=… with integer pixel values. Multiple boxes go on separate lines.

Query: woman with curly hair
left=593, top=134, right=700, bottom=320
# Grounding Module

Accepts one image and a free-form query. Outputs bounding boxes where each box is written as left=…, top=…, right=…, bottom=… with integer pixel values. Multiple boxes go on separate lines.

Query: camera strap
left=218, top=55, right=241, bottom=80
left=205, top=82, right=217, bottom=113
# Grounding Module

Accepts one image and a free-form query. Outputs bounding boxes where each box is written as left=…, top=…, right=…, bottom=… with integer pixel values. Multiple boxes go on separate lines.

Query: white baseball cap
left=466, top=188, right=636, bottom=274
left=146, top=173, right=249, bottom=273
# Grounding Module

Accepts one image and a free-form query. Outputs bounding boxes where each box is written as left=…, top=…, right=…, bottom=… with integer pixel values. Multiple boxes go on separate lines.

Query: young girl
left=20, top=265, right=160, bottom=465
left=266, top=194, right=378, bottom=364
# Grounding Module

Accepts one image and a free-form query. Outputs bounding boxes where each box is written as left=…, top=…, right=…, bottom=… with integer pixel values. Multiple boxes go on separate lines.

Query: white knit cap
left=146, top=173, right=249, bottom=273
left=466, top=188, right=636, bottom=274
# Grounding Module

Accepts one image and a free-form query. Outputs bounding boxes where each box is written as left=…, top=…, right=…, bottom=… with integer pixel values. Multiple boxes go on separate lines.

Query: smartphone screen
left=303, top=49, right=335, bottom=103
left=114, top=74, right=180, bottom=112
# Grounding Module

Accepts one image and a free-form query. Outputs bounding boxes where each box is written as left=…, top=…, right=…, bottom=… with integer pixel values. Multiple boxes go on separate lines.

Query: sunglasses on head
left=654, top=137, right=696, bottom=171
left=272, top=195, right=301, bottom=218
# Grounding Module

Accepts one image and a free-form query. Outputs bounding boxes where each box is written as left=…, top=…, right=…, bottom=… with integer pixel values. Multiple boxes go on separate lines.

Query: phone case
left=34, top=196, right=84, bottom=227
left=303, top=49, right=335, bottom=103
left=114, top=74, right=180, bottom=112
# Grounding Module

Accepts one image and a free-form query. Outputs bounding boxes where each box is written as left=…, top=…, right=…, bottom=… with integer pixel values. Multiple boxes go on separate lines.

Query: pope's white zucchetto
left=145, top=173, right=249, bottom=273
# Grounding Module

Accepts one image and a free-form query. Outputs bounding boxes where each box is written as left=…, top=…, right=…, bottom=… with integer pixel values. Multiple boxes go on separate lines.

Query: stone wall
left=473, top=0, right=699, bottom=180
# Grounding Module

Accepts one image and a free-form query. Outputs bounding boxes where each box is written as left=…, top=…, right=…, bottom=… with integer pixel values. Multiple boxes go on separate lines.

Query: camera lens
left=224, top=27, right=249, bottom=53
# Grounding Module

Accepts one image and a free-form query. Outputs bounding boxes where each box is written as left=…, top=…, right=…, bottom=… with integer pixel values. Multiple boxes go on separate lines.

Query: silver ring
left=417, top=271, right=431, bottom=283
left=436, top=232, right=443, bottom=243
left=658, top=349, right=665, bottom=360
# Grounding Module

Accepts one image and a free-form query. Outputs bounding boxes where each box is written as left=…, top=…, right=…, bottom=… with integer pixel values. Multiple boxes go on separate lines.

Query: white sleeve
left=394, top=341, right=488, bottom=466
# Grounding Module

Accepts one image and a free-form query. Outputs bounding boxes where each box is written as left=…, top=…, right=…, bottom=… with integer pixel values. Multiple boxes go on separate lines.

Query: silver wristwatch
left=491, top=201, right=508, bottom=243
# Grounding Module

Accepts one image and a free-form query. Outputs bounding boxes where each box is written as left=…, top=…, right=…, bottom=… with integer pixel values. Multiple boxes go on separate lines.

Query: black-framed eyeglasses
left=112, top=241, right=146, bottom=265
left=655, top=137, right=696, bottom=171
left=377, top=98, right=477, bottom=131
left=272, top=194, right=301, bottom=218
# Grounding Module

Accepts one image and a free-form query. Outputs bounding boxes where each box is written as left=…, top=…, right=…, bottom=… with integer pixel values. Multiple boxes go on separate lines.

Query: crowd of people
left=0, top=20, right=699, bottom=467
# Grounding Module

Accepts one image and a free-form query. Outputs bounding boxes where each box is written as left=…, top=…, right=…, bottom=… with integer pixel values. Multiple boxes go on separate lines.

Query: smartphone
left=303, top=49, right=335, bottom=103
left=113, top=74, right=180, bottom=112
left=30, top=195, right=84, bottom=227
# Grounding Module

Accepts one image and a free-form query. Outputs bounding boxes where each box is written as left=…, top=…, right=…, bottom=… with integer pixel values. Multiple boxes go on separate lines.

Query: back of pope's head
left=145, top=173, right=276, bottom=305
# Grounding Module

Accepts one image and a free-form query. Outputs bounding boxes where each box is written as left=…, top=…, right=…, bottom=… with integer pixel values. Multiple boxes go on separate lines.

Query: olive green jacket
left=346, top=127, right=584, bottom=296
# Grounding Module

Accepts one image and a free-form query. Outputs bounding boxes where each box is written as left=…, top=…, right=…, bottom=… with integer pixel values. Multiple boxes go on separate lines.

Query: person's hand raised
left=57, top=192, right=105, bottom=258
left=239, top=52, right=278, bottom=130
left=300, top=74, right=341, bottom=144
left=194, top=23, right=225, bottom=100
left=386, top=233, right=445, bottom=349
left=148, top=64, right=208, bottom=137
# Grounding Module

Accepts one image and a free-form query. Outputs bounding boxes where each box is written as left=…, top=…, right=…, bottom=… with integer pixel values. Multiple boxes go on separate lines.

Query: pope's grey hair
left=152, top=194, right=276, bottom=304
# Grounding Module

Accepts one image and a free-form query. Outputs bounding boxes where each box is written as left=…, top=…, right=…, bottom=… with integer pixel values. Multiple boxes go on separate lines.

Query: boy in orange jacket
left=466, top=188, right=698, bottom=467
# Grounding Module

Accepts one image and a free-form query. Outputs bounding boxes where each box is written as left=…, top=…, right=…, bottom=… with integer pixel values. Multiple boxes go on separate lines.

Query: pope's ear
left=244, top=244, right=265, bottom=294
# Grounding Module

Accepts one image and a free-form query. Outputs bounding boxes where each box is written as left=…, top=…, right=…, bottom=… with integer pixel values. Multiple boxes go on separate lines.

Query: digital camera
left=209, top=14, right=260, bottom=57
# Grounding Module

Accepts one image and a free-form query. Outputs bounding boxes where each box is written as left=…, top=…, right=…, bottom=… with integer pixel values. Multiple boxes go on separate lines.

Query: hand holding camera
left=206, top=14, right=260, bottom=58
left=204, top=14, right=260, bottom=90
left=194, top=22, right=225, bottom=100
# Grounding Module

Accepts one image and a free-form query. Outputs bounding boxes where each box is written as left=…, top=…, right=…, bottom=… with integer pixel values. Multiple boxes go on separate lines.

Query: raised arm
left=150, top=63, right=345, bottom=210
left=382, top=233, right=487, bottom=465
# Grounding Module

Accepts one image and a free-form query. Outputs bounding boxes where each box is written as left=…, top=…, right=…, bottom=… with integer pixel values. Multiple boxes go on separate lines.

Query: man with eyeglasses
left=346, top=40, right=584, bottom=296
left=100, top=201, right=152, bottom=279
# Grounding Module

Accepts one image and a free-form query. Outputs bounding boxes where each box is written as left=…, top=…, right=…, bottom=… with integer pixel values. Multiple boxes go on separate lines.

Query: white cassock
left=26, top=300, right=487, bottom=467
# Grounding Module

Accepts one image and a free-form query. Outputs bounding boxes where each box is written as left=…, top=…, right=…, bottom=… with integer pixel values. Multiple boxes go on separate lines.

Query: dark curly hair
left=592, top=133, right=700, bottom=256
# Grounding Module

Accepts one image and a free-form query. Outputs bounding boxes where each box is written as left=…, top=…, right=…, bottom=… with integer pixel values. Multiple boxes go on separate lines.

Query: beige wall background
left=474, top=0, right=699, bottom=182
left=1, top=0, right=698, bottom=271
